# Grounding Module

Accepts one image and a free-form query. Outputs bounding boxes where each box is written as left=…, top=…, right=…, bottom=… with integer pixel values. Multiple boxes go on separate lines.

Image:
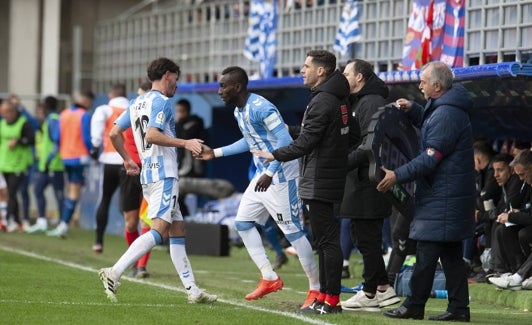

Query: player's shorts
left=236, top=175, right=303, bottom=235
left=142, top=177, right=183, bottom=224
left=119, top=166, right=143, bottom=212
left=0, top=172, right=6, bottom=189
left=64, top=165, right=86, bottom=184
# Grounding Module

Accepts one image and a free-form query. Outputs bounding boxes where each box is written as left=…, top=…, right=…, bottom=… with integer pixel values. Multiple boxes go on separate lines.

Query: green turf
left=0, top=227, right=531, bottom=324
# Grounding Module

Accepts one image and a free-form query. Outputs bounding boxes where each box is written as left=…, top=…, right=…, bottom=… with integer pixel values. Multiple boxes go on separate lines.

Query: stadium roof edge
left=177, top=62, right=532, bottom=92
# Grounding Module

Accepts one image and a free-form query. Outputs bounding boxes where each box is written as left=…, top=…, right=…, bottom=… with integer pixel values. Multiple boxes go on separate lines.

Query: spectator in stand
left=175, top=98, right=206, bottom=216
left=0, top=101, right=35, bottom=232
left=379, top=61, right=475, bottom=322
left=339, top=59, right=398, bottom=312
left=90, top=84, right=130, bottom=253
left=489, top=153, right=531, bottom=274
left=489, top=150, right=532, bottom=289
left=27, top=96, right=65, bottom=233
left=47, top=90, right=94, bottom=237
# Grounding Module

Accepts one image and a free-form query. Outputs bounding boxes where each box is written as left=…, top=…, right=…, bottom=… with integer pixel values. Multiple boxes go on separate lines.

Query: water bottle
left=430, top=290, right=448, bottom=299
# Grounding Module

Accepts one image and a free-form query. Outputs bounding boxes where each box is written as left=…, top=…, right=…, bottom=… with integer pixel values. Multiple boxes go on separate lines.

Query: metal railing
left=92, top=0, right=532, bottom=93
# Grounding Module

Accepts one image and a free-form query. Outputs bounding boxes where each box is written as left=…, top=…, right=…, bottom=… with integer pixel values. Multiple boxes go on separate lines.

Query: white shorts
left=142, top=178, right=183, bottom=223
left=236, top=175, right=303, bottom=235
left=0, top=173, right=5, bottom=189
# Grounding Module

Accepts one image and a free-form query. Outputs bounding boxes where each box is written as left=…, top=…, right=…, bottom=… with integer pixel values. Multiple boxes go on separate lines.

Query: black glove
left=90, top=147, right=100, bottom=160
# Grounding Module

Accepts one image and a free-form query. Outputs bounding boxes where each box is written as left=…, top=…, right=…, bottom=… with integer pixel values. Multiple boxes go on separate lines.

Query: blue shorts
left=65, top=165, right=86, bottom=184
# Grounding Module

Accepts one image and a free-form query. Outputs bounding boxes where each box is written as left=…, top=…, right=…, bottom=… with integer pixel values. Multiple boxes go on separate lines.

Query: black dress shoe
left=383, top=305, right=424, bottom=320
left=429, top=311, right=470, bottom=322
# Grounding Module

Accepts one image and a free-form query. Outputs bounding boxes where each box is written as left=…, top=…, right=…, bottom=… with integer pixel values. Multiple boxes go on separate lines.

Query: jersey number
left=134, top=115, right=152, bottom=152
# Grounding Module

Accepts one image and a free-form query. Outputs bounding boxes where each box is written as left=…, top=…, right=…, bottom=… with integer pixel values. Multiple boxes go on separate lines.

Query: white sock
left=36, top=217, right=47, bottom=227
left=169, top=238, right=198, bottom=293
left=57, top=221, right=68, bottom=232
left=290, top=236, right=319, bottom=290
left=512, top=273, right=523, bottom=284
left=343, top=259, right=350, bottom=267
left=0, top=202, right=7, bottom=222
left=111, top=231, right=156, bottom=279
left=238, top=227, right=277, bottom=280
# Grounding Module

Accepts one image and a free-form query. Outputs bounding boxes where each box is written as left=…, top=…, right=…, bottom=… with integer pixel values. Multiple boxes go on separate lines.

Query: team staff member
left=253, top=50, right=360, bottom=314
left=378, top=61, right=475, bottom=322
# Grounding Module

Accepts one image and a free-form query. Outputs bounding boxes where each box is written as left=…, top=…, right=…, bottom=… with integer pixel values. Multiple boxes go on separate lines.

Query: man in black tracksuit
left=340, top=59, right=399, bottom=311
left=253, top=50, right=360, bottom=314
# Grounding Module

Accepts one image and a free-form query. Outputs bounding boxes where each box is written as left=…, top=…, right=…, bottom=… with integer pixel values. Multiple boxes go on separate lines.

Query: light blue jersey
left=221, top=93, right=298, bottom=184
left=116, top=90, right=178, bottom=184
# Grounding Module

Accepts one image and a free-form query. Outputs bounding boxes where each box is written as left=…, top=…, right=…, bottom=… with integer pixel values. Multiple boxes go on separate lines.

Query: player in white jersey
left=98, top=57, right=217, bottom=304
left=196, top=66, right=319, bottom=309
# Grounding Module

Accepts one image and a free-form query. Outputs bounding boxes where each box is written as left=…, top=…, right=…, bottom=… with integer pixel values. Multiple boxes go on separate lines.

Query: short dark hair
left=514, top=140, right=531, bottom=151
left=138, top=80, right=152, bottom=92
left=492, top=153, right=514, bottom=166
left=177, top=99, right=191, bottom=114
left=221, top=66, right=249, bottom=87
left=473, top=139, right=494, bottom=158
left=347, top=59, right=374, bottom=81
left=147, top=57, right=180, bottom=81
left=44, top=96, right=59, bottom=112
left=306, top=50, right=336, bottom=76
left=110, top=83, right=127, bottom=97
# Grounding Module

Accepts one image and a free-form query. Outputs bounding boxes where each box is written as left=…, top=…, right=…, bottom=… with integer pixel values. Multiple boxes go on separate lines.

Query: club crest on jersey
left=341, top=104, right=348, bottom=125
left=156, top=111, right=165, bottom=124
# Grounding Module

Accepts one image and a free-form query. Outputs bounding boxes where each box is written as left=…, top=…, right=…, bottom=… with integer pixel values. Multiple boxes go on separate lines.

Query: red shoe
left=0, top=221, right=6, bottom=232
left=300, top=290, right=320, bottom=310
left=245, top=276, right=283, bottom=300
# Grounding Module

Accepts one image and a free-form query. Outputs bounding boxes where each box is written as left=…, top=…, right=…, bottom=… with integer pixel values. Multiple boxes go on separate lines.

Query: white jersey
left=116, top=90, right=178, bottom=184
left=227, top=93, right=299, bottom=183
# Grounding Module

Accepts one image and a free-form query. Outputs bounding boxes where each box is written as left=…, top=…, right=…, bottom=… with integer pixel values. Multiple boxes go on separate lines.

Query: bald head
left=0, top=101, right=19, bottom=123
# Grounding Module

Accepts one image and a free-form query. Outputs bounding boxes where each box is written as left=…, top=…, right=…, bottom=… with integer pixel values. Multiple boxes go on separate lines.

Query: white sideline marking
left=0, top=246, right=335, bottom=325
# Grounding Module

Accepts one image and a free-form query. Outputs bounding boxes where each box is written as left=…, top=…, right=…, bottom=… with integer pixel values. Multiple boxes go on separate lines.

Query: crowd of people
left=1, top=52, right=531, bottom=319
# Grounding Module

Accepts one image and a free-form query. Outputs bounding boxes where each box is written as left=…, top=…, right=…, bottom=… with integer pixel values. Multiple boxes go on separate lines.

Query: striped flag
left=440, top=0, right=465, bottom=67
left=401, top=0, right=446, bottom=70
left=333, top=0, right=362, bottom=57
left=243, top=0, right=278, bottom=79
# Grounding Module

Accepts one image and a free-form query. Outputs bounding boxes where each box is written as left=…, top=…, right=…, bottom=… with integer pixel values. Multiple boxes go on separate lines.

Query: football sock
left=238, top=226, right=277, bottom=280
left=169, top=237, right=198, bottom=291
left=290, top=236, right=319, bottom=290
left=0, top=201, right=7, bottom=223
left=125, top=229, right=139, bottom=246
left=111, top=229, right=160, bottom=279
left=137, top=227, right=152, bottom=268
left=325, top=294, right=340, bottom=306
left=60, top=198, right=77, bottom=224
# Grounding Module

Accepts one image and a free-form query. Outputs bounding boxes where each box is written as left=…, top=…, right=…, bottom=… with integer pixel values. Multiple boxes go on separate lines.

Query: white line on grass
left=1, top=246, right=335, bottom=325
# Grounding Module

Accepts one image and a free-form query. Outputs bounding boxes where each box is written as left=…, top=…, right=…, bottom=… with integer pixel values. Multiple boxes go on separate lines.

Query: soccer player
left=98, top=57, right=217, bottom=304
left=196, top=66, right=320, bottom=309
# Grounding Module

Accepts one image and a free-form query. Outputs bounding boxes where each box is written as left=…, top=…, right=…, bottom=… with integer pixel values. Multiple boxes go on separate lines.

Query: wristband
left=213, top=148, right=223, bottom=158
